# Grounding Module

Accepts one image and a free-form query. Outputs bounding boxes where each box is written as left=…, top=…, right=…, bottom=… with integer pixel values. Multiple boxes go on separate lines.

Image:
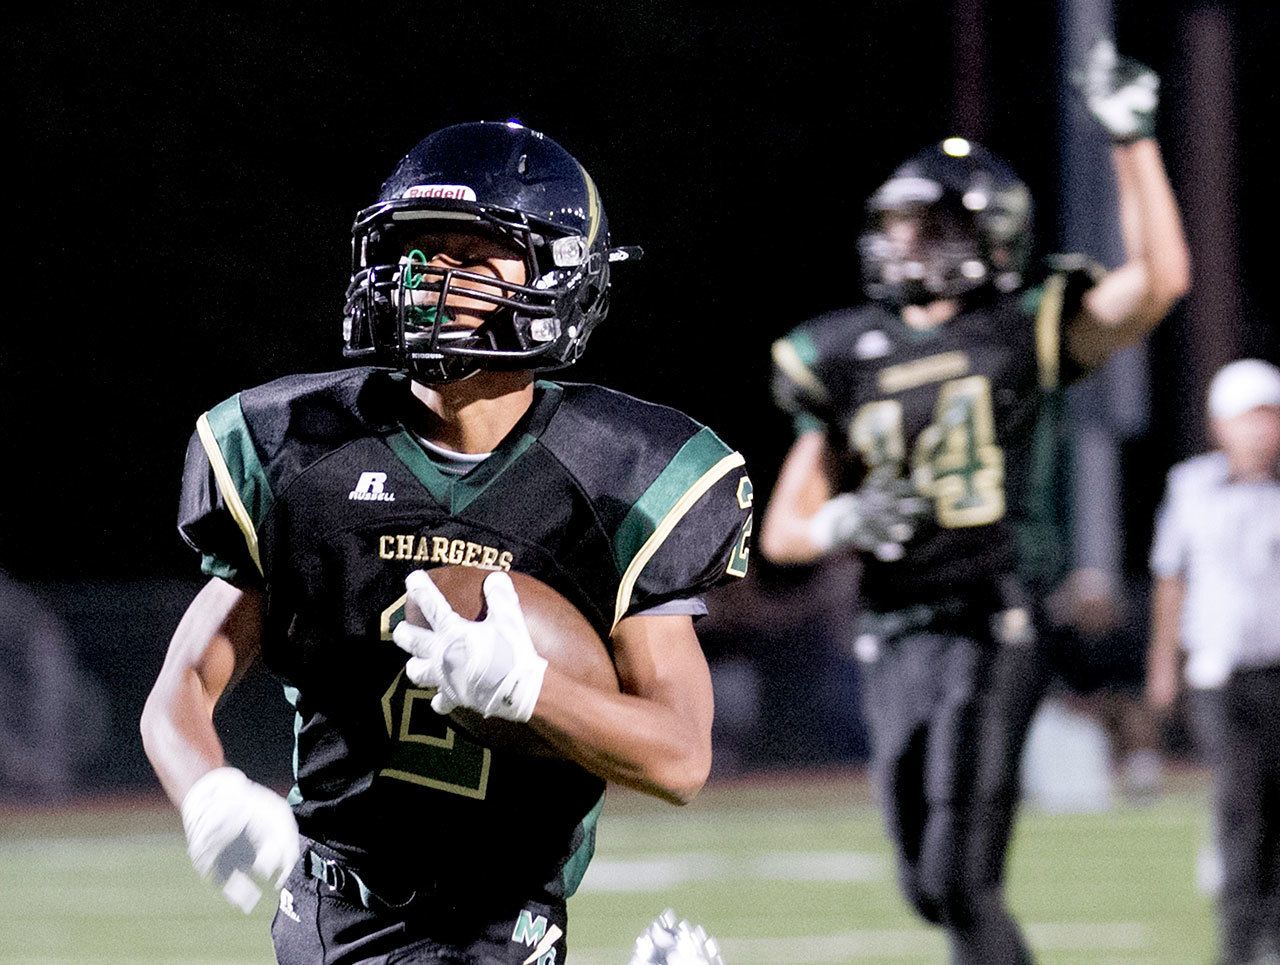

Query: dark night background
left=9, top=0, right=1275, bottom=585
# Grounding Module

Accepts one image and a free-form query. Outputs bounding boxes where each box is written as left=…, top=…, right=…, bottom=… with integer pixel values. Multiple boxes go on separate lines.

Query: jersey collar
left=385, top=379, right=563, bottom=515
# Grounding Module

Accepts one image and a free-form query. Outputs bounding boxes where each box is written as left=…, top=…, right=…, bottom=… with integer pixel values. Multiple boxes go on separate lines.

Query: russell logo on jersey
left=349, top=472, right=397, bottom=502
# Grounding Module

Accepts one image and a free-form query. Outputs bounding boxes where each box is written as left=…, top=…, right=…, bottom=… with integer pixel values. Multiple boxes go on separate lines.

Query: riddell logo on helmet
left=403, top=184, right=478, bottom=201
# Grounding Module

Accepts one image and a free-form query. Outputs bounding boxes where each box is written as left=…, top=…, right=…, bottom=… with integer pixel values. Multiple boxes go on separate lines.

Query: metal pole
left=1059, top=0, right=1130, bottom=577
left=1178, top=3, right=1244, bottom=452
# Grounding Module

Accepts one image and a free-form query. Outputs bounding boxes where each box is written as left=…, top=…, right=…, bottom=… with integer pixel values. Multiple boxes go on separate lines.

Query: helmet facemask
left=860, top=141, right=1033, bottom=309
left=860, top=198, right=989, bottom=307
left=344, top=202, right=608, bottom=383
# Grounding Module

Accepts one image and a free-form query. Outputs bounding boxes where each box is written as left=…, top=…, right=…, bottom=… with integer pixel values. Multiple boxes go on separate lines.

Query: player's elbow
left=652, top=761, right=710, bottom=807
left=1151, top=259, right=1192, bottom=312
left=139, top=694, right=164, bottom=770
left=139, top=685, right=172, bottom=763
left=1142, top=251, right=1192, bottom=318
left=647, top=737, right=712, bottom=806
left=139, top=673, right=196, bottom=770
left=1167, top=256, right=1192, bottom=303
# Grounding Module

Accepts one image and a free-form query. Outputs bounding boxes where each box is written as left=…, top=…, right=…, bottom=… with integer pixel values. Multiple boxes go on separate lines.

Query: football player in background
left=759, top=43, right=1189, bottom=964
left=141, top=121, right=753, bottom=964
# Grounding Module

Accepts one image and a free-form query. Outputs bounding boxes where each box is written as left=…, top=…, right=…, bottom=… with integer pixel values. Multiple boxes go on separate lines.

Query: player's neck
left=901, top=299, right=960, bottom=330
left=409, top=371, right=536, bottom=454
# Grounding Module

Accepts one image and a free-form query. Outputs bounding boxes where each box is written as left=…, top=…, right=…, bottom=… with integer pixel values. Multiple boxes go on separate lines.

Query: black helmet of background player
left=343, top=121, right=638, bottom=383
left=859, top=138, right=1033, bottom=308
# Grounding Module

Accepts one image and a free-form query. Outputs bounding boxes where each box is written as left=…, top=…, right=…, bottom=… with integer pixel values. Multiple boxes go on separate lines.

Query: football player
left=759, top=42, right=1189, bottom=964
left=141, top=121, right=753, bottom=964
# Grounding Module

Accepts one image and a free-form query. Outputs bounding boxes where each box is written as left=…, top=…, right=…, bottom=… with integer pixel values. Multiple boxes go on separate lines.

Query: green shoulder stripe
left=771, top=331, right=829, bottom=404
left=195, top=395, right=274, bottom=575
left=611, top=427, right=745, bottom=629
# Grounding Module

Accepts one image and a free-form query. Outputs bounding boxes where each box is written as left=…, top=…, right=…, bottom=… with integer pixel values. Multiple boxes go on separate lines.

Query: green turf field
left=0, top=773, right=1216, bottom=964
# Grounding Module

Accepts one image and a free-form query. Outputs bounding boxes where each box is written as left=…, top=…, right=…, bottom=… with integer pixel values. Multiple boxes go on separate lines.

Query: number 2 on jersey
left=849, top=375, right=1005, bottom=528
left=377, top=593, right=491, bottom=800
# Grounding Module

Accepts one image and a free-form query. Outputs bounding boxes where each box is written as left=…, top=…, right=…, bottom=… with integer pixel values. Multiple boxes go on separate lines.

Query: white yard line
left=572, top=921, right=1149, bottom=964
left=577, top=851, right=888, bottom=892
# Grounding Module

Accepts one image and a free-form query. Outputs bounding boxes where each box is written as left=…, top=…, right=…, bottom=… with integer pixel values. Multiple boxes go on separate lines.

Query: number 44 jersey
left=177, top=369, right=752, bottom=902
left=771, top=261, right=1099, bottom=613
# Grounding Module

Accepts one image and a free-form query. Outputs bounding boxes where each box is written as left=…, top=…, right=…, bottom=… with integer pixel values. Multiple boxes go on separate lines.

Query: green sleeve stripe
left=561, top=793, right=605, bottom=898
left=612, top=427, right=735, bottom=573
left=793, top=412, right=825, bottom=436
left=771, top=333, right=829, bottom=403
left=612, top=429, right=746, bottom=630
left=789, top=329, right=819, bottom=365
left=196, top=395, right=274, bottom=576
left=199, top=553, right=242, bottom=583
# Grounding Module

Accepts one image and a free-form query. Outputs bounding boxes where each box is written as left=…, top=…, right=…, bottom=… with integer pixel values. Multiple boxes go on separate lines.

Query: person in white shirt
left=1148, top=358, right=1280, bottom=965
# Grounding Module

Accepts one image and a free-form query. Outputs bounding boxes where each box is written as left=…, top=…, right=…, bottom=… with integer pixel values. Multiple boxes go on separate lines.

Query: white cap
left=1208, top=359, right=1280, bottom=420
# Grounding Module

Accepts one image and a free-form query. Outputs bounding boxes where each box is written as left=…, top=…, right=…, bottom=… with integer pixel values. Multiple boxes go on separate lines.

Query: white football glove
left=1073, top=39, right=1159, bottom=142
left=180, top=766, right=300, bottom=913
left=629, top=909, right=726, bottom=965
left=391, top=569, right=547, bottom=723
left=808, top=468, right=930, bottom=562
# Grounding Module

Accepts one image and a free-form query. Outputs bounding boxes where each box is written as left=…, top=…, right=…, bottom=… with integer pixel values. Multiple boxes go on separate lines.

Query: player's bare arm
left=1146, top=573, right=1186, bottom=711
left=761, top=429, right=928, bottom=566
left=531, top=613, right=714, bottom=805
left=1067, top=42, right=1192, bottom=367
left=141, top=579, right=298, bottom=912
left=759, top=430, right=835, bottom=564
left=392, top=569, right=717, bottom=805
left=140, top=577, right=261, bottom=804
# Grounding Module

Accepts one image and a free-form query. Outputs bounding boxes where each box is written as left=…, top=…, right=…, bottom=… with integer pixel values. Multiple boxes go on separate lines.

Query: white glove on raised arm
left=391, top=569, right=547, bottom=723
left=1073, top=39, right=1159, bottom=143
left=180, top=766, right=300, bottom=913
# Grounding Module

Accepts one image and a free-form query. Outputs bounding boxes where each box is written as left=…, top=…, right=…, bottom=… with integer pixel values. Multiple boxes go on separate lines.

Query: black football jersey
left=772, top=261, right=1099, bottom=612
left=177, top=368, right=752, bottom=900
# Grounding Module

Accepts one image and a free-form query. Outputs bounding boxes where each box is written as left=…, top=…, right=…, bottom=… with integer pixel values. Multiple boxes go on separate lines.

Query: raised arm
left=1066, top=41, right=1192, bottom=368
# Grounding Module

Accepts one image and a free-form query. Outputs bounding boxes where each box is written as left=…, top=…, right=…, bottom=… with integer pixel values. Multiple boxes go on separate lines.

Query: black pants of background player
left=270, top=837, right=568, bottom=964
left=1201, top=667, right=1280, bottom=965
left=859, top=620, right=1049, bottom=965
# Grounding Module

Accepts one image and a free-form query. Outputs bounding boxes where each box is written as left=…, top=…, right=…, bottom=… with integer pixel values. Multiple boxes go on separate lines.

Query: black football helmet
left=343, top=121, right=639, bottom=383
left=859, top=138, right=1032, bottom=307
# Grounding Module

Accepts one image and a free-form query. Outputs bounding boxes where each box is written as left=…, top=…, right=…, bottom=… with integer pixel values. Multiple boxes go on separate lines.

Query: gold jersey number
left=375, top=593, right=491, bottom=800
left=848, top=375, right=1005, bottom=528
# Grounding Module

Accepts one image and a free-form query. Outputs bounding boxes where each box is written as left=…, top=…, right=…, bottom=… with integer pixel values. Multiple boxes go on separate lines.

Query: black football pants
left=270, top=838, right=568, bottom=964
left=861, top=630, right=1049, bottom=965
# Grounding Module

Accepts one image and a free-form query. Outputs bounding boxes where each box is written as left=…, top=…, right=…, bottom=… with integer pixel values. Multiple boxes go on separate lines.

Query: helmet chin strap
left=408, top=357, right=484, bottom=385
left=403, top=304, right=523, bottom=384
